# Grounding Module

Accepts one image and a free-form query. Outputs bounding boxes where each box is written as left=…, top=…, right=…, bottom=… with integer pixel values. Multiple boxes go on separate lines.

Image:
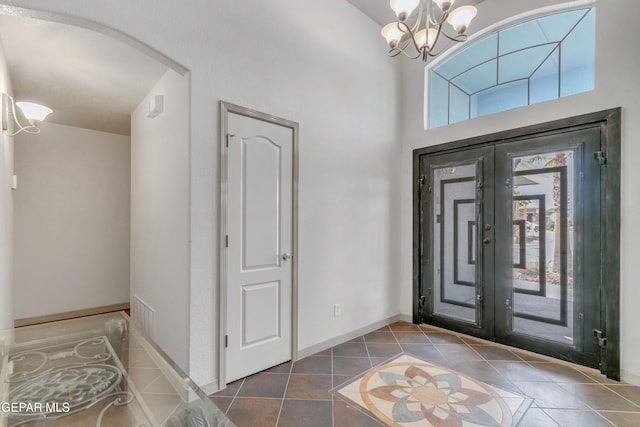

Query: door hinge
left=226, top=133, right=236, bottom=147
left=594, top=151, right=607, bottom=165
left=225, top=235, right=229, bottom=248
left=419, top=174, right=426, bottom=188
left=225, top=335, right=228, bottom=348
left=593, top=329, right=607, bottom=374
left=418, top=295, right=426, bottom=308
left=594, top=329, right=607, bottom=347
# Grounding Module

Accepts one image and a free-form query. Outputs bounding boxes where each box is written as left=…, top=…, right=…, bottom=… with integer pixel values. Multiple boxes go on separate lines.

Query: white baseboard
left=14, top=302, right=130, bottom=327
left=211, top=313, right=414, bottom=394
left=297, top=313, right=413, bottom=360
left=621, top=369, right=640, bottom=387
left=199, top=380, right=221, bottom=395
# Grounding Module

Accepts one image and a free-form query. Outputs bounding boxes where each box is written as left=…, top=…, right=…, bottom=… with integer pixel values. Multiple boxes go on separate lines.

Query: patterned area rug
left=333, top=354, right=532, bottom=426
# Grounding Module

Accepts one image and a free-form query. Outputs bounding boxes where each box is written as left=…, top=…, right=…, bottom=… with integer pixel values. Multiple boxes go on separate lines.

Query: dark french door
left=415, top=119, right=616, bottom=373
left=418, top=146, right=495, bottom=339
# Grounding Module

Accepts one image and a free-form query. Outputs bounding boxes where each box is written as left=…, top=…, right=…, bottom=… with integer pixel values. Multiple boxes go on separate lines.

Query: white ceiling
left=345, top=0, right=398, bottom=26
left=0, top=14, right=168, bottom=136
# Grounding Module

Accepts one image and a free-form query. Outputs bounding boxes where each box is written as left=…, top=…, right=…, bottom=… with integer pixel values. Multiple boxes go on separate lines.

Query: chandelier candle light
left=381, top=0, right=477, bottom=61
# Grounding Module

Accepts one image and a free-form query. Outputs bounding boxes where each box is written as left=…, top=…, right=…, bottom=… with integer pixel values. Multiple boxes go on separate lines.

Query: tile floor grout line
left=222, top=377, right=245, bottom=415
left=463, top=343, right=511, bottom=382
left=229, top=396, right=283, bottom=400
left=362, top=329, right=373, bottom=368
left=331, top=340, right=387, bottom=427
left=387, top=324, right=415, bottom=360
left=601, top=384, right=640, bottom=410
left=534, top=407, right=563, bottom=427
left=331, top=336, right=380, bottom=427
left=331, top=346, right=335, bottom=427
left=444, top=328, right=529, bottom=363
left=387, top=325, right=404, bottom=347
left=273, top=361, right=294, bottom=427
left=551, top=382, right=616, bottom=415
left=525, top=361, right=606, bottom=384
left=428, top=335, right=449, bottom=362
left=538, top=406, right=617, bottom=427
left=274, top=397, right=333, bottom=402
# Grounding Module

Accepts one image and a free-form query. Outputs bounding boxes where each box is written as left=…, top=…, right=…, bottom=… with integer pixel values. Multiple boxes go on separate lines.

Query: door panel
left=434, top=167, right=479, bottom=322
left=226, top=111, right=293, bottom=383
left=242, top=281, right=281, bottom=346
left=241, top=137, right=282, bottom=270
left=511, top=157, right=572, bottom=342
left=495, top=128, right=601, bottom=367
left=420, top=147, right=494, bottom=338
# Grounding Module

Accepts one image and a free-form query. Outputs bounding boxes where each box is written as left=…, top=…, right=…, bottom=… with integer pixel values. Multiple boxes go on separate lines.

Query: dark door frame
left=412, top=108, right=621, bottom=380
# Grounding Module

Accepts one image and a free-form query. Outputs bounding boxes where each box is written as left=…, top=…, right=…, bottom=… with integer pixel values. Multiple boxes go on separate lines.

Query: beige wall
left=130, top=68, right=190, bottom=371
left=0, top=36, right=13, bottom=329
left=0, top=0, right=402, bottom=389
left=13, top=122, right=130, bottom=319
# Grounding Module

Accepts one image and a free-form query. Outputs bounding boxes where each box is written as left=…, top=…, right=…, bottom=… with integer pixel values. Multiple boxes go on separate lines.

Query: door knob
left=282, top=253, right=294, bottom=261
left=483, top=238, right=491, bottom=244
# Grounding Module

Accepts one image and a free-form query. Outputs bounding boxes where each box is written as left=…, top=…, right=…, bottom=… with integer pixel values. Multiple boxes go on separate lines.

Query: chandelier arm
left=439, top=31, right=468, bottom=43
left=413, top=2, right=423, bottom=34
left=400, top=21, right=423, bottom=54
left=428, top=2, right=449, bottom=27
left=425, top=36, right=467, bottom=58
left=425, top=46, right=449, bottom=58
left=422, top=21, right=445, bottom=59
left=389, top=46, right=422, bottom=60
left=426, top=29, right=459, bottom=57
left=422, top=26, right=466, bottom=60
left=393, top=21, right=424, bottom=58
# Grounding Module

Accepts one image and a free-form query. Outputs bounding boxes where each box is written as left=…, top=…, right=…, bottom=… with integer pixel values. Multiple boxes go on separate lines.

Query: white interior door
left=225, top=110, right=294, bottom=383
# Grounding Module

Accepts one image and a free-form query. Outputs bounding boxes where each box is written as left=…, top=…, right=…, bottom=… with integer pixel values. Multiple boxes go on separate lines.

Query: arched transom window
left=429, top=8, right=595, bottom=128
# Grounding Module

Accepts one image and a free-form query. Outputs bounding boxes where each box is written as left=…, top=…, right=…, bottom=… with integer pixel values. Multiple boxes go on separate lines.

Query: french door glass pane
left=511, top=150, right=574, bottom=344
left=433, top=164, right=478, bottom=323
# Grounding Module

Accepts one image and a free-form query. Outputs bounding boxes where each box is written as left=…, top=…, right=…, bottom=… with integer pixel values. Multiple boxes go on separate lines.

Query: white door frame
left=218, top=101, right=299, bottom=388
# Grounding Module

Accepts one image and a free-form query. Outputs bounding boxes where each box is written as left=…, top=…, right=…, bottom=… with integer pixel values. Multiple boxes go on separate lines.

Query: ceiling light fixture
left=381, top=0, right=477, bottom=62
left=2, top=93, right=52, bottom=136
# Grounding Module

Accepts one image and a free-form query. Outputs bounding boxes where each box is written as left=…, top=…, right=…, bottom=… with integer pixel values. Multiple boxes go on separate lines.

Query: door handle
left=483, top=238, right=492, bottom=244
left=282, top=253, right=294, bottom=261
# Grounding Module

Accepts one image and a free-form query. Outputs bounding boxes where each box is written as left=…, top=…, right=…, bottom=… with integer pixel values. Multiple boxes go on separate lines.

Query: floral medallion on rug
left=333, top=354, right=532, bottom=427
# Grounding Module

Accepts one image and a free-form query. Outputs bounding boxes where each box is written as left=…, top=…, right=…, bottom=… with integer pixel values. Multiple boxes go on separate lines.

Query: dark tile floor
left=210, top=322, right=640, bottom=426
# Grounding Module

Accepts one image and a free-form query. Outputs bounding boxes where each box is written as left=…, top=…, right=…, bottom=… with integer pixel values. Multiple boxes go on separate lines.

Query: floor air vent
left=132, top=294, right=155, bottom=339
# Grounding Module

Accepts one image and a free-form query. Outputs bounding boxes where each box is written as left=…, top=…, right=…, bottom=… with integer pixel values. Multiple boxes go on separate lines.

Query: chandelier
left=381, top=0, right=477, bottom=62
